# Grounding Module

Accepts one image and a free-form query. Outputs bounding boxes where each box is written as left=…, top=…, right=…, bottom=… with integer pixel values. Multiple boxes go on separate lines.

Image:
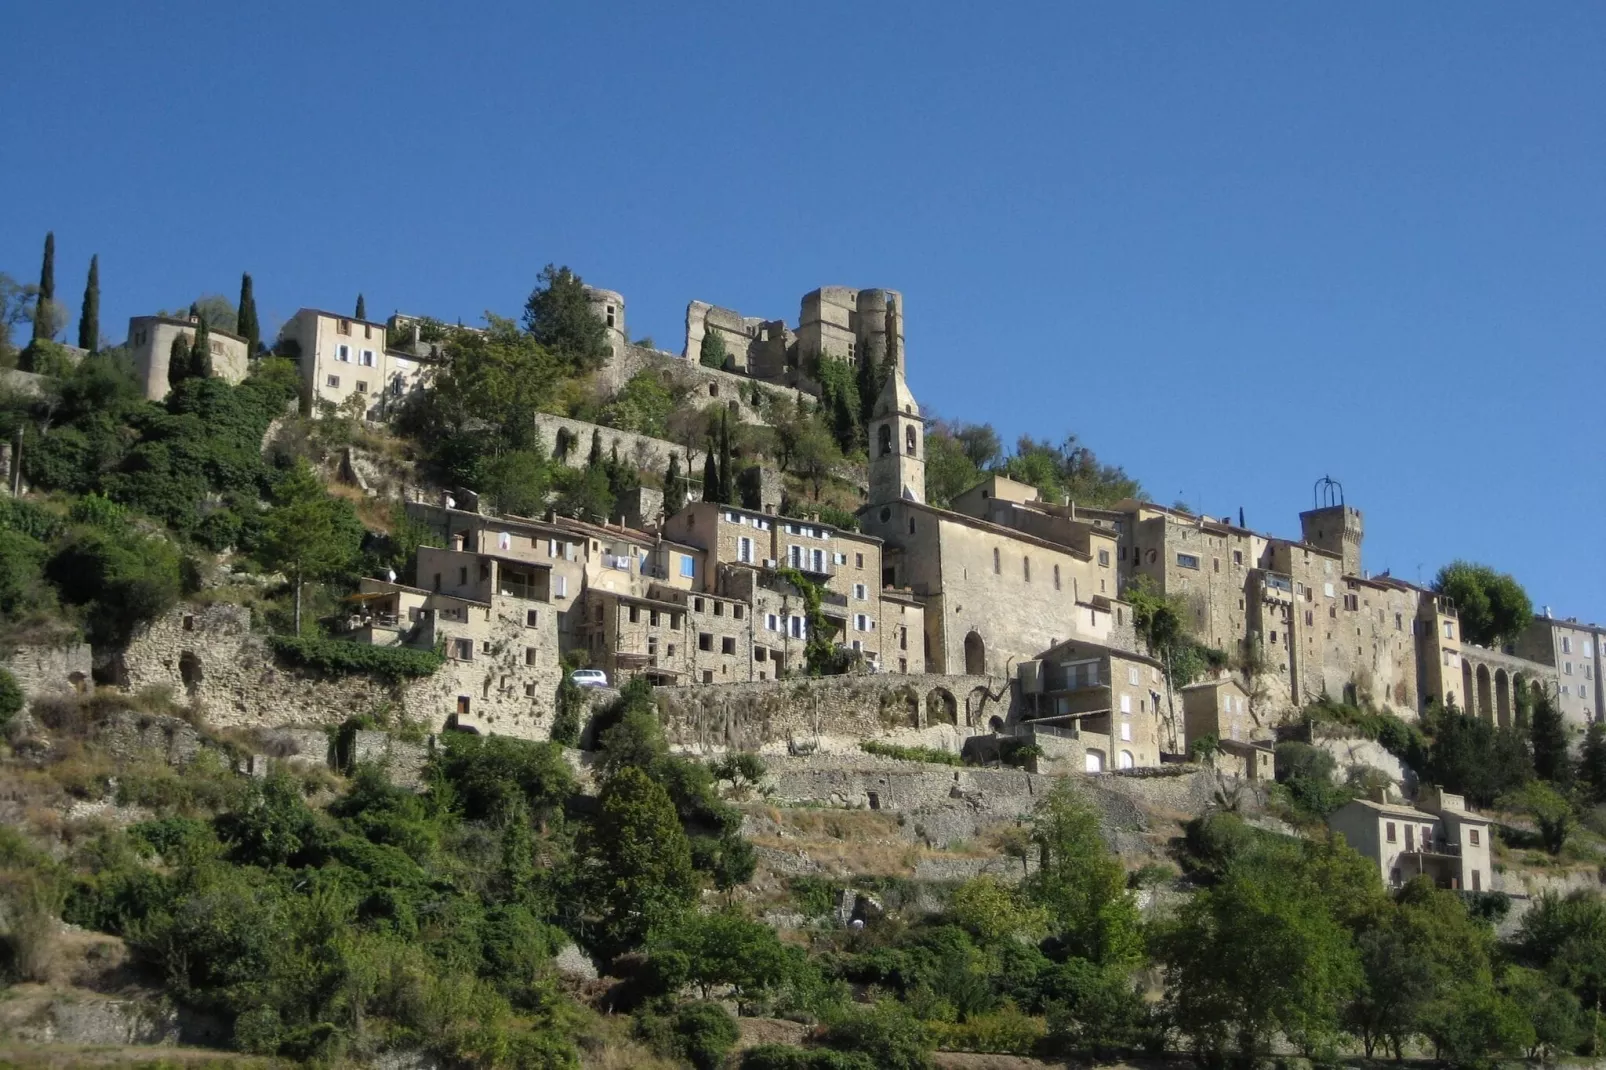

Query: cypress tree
left=716, top=411, right=734, bottom=505
left=167, top=333, right=191, bottom=391
left=587, top=429, right=603, bottom=469
left=664, top=453, right=685, bottom=517
left=355, top=293, right=366, bottom=320
left=1580, top=722, right=1606, bottom=805
left=32, top=232, right=55, bottom=343
left=1530, top=691, right=1573, bottom=787
left=189, top=316, right=213, bottom=379
left=77, top=254, right=99, bottom=352
left=856, top=341, right=880, bottom=426
left=701, top=448, right=719, bottom=506
left=237, top=273, right=261, bottom=356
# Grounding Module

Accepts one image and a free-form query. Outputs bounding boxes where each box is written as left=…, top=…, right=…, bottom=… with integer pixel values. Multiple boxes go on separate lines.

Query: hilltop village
left=5, top=253, right=1606, bottom=1067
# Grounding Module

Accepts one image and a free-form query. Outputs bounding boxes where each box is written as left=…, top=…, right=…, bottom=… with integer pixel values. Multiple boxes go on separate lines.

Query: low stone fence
left=532, top=413, right=703, bottom=476
left=654, top=673, right=1015, bottom=753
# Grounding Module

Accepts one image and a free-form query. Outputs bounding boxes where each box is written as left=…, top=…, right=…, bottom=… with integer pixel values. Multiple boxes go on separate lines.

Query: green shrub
left=0, top=667, right=21, bottom=730
left=861, top=740, right=962, bottom=766
left=669, top=1001, right=740, bottom=1070
left=822, top=1000, right=934, bottom=1070
left=741, top=1046, right=876, bottom=1070
left=927, top=1003, right=1045, bottom=1053
left=269, top=634, right=444, bottom=679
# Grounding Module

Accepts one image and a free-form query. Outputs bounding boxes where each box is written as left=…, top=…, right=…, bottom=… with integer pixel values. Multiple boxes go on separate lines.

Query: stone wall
left=533, top=413, right=704, bottom=477
left=654, top=673, right=1014, bottom=753
left=597, top=343, right=810, bottom=423
left=1, top=641, right=92, bottom=699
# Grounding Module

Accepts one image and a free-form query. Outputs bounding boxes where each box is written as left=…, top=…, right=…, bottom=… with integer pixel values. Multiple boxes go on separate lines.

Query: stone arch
left=966, top=685, right=995, bottom=728
left=1475, top=664, right=1493, bottom=723
left=988, top=714, right=1006, bottom=733
left=1462, top=660, right=1475, bottom=715
left=708, top=382, right=719, bottom=397
left=1494, top=668, right=1511, bottom=728
left=878, top=424, right=892, bottom=456
left=1119, top=749, right=1135, bottom=770
left=925, top=687, right=957, bottom=726
left=178, top=651, right=203, bottom=694
left=68, top=671, right=87, bottom=694
left=727, top=399, right=738, bottom=413
left=964, top=631, right=986, bottom=676
left=1084, top=748, right=1106, bottom=773
left=904, top=425, right=917, bottom=455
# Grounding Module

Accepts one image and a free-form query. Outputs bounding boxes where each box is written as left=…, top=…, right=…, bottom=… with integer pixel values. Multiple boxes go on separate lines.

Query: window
left=526, top=609, right=539, bottom=627
left=993, top=548, right=1001, bottom=575
left=679, top=555, right=696, bottom=578
left=737, top=536, right=753, bottom=564
left=628, top=605, right=639, bottom=624
left=525, top=647, right=538, bottom=666
left=789, top=616, right=805, bottom=639
left=1120, top=694, right=1132, bottom=714
left=1563, top=637, right=1573, bottom=654
left=553, top=575, right=568, bottom=598
left=905, top=424, right=916, bottom=454
left=855, top=614, right=868, bottom=631
left=1120, top=722, right=1132, bottom=741
left=336, top=343, right=351, bottom=361
left=1386, top=822, right=1397, bottom=843
left=355, top=381, right=368, bottom=393
left=451, top=638, right=473, bottom=661
left=1176, top=553, right=1200, bottom=570
left=721, top=636, right=735, bottom=655
left=1471, top=870, right=1481, bottom=891
left=1213, top=558, right=1220, bottom=573
left=1127, top=666, right=1139, bottom=685
left=1305, top=610, right=1314, bottom=627
left=1395, top=613, right=1403, bottom=630
left=1469, top=825, right=1482, bottom=845
left=734, top=605, right=744, bottom=620
left=755, top=647, right=767, bottom=662
left=699, top=633, right=713, bottom=651
left=360, top=349, right=375, bottom=367
left=855, top=553, right=864, bottom=568
left=853, top=583, right=866, bottom=599
left=649, top=610, right=660, bottom=627
left=458, top=566, right=468, bottom=585
left=812, top=548, right=825, bottom=572
left=337, top=319, right=351, bottom=335
left=788, top=544, right=802, bottom=568
left=766, top=613, right=778, bottom=631
left=1443, top=620, right=1455, bottom=639
left=1233, top=550, right=1243, bottom=565
left=713, top=601, right=724, bottom=617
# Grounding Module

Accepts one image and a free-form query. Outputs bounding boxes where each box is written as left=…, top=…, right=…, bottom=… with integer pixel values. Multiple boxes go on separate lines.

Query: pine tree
left=189, top=316, right=213, bottom=379
left=237, top=273, right=261, bottom=356
left=77, top=254, right=99, bottom=352
left=664, top=453, right=686, bottom=517
left=354, top=293, right=366, bottom=320
left=1580, top=722, right=1606, bottom=805
left=32, top=232, right=55, bottom=343
left=1532, top=691, right=1575, bottom=786
left=167, top=333, right=191, bottom=391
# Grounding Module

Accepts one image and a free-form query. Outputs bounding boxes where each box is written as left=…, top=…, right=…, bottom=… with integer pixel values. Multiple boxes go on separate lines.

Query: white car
left=570, top=668, right=609, bottom=689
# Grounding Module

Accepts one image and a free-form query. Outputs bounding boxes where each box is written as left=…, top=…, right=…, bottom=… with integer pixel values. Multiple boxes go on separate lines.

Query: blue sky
left=5, top=3, right=1603, bottom=618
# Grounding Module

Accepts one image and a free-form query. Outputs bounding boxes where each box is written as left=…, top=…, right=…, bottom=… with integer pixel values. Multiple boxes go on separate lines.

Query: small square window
left=355, top=381, right=368, bottom=394
left=1386, top=822, right=1397, bottom=843
left=1469, top=829, right=1480, bottom=846
left=721, top=636, right=735, bottom=655
left=699, top=633, right=713, bottom=652
left=326, top=375, right=340, bottom=388
left=526, top=609, right=538, bottom=627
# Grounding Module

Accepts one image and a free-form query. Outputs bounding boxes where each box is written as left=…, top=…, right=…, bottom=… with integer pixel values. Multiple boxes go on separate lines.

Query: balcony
left=602, top=553, right=634, bottom=572
left=497, top=580, right=548, bottom=602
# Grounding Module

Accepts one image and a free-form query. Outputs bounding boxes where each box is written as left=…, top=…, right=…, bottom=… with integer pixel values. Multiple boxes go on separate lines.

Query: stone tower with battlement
left=868, top=364, right=924, bottom=505
left=1300, top=504, right=1364, bottom=577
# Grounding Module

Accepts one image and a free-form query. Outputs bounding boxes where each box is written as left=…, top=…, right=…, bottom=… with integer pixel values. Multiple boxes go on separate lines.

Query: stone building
left=1515, top=613, right=1604, bottom=725
left=126, top=314, right=250, bottom=401
left=1328, top=787, right=1493, bottom=892
left=1019, top=638, right=1173, bottom=770
left=1181, top=677, right=1274, bottom=780
left=584, top=286, right=628, bottom=356
left=284, top=308, right=430, bottom=419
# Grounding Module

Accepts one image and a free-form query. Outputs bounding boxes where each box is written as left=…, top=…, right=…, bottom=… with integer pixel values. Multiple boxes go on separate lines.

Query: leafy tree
left=656, top=1001, right=739, bottom=1070
left=77, top=254, right=99, bottom=352
left=354, top=293, right=366, bottom=320
left=1001, top=434, right=1143, bottom=507
left=46, top=524, right=183, bottom=646
left=1274, top=741, right=1354, bottom=818
left=821, top=1001, right=933, bottom=1070
left=1418, top=705, right=1532, bottom=808
left=436, top=733, right=574, bottom=825
left=480, top=447, right=551, bottom=517
left=1530, top=689, right=1572, bottom=786
left=522, top=264, right=610, bottom=373
left=162, top=294, right=238, bottom=333
left=664, top=452, right=687, bottom=517
left=578, top=766, right=697, bottom=956
left=258, top=461, right=363, bottom=633
left=923, top=420, right=983, bottom=507
left=1346, top=920, right=1434, bottom=1059
left=1434, top=561, right=1533, bottom=648
left=32, top=232, right=54, bottom=344
left=0, top=667, right=22, bottom=731
left=715, top=410, right=734, bottom=505
left=648, top=909, right=794, bottom=1009
left=1022, top=780, right=1142, bottom=967
left=948, top=875, right=1049, bottom=946
left=602, top=370, right=674, bottom=436
left=1503, top=965, right=1587, bottom=1061
left=237, top=273, right=260, bottom=357
left=791, top=417, right=840, bottom=500
left=188, top=315, right=213, bottom=379
left=1515, top=890, right=1606, bottom=1053
left=954, top=422, right=1002, bottom=469
left=1502, top=781, right=1574, bottom=855
left=1580, top=721, right=1606, bottom=806
left=699, top=327, right=728, bottom=369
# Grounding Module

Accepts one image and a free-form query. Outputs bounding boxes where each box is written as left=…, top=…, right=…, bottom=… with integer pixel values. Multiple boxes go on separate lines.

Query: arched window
left=1119, top=750, right=1135, bottom=770
left=878, top=424, right=892, bottom=457
left=905, top=425, right=916, bottom=455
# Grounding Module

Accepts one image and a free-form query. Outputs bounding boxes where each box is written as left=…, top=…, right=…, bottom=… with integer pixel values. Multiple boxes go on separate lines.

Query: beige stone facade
left=1515, top=615, right=1604, bottom=725
left=285, top=309, right=428, bottom=419
left=126, top=315, right=250, bottom=401
left=1020, top=638, right=1173, bottom=769
left=1328, top=788, right=1493, bottom=892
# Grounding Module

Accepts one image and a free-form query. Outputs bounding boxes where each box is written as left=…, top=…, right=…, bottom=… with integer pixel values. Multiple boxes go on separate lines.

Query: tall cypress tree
left=664, top=453, right=685, bottom=517
left=168, top=333, right=191, bottom=391
left=237, top=273, right=261, bottom=356
left=32, top=232, right=55, bottom=343
left=354, top=293, right=366, bottom=320
left=587, top=429, right=603, bottom=469
left=189, top=316, right=213, bottom=379
left=856, top=340, right=881, bottom=426
left=1531, top=691, right=1573, bottom=787
left=716, top=411, right=733, bottom=505
left=77, top=254, right=99, bottom=352
left=701, top=448, right=719, bottom=506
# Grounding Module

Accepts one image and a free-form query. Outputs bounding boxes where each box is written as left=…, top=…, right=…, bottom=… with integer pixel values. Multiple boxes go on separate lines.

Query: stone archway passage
left=964, top=631, right=986, bottom=676
left=1494, top=669, right=1511, bottom=728
left=1476, top=665, right=1493, bottom=724
left=926, top=687, right=958, bottom=726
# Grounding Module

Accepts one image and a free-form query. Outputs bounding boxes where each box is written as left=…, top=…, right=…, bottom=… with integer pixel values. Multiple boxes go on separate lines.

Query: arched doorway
left=1461, top=661, right=1474, bottom=715
left=1476, top=665, right=1493, bottom=723
left=1084, top=749, right=1105, bottom=773
left=1494, top=669, right=1511, bottom=728
left=925, top=688, right=957, bottom=726
left=1119, top=750, right=1135, bottom=770
left=964, top=631, right=986, bottom=676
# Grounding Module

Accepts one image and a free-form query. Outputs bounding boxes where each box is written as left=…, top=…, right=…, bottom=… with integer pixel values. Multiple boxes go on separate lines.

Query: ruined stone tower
left=868, top=364, right=924, bottom=505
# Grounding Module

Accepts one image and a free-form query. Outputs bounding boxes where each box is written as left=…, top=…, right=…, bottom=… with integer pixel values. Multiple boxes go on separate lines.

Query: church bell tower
left=868, top=365, right=925, bottom=505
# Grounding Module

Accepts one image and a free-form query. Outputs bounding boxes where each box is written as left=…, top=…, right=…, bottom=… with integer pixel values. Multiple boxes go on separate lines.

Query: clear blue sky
left=6, top=4, right=1603, bottom=619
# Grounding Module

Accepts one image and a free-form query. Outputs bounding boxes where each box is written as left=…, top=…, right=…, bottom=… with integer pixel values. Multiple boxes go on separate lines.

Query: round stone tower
left=583, top=286, right=627, bottom=354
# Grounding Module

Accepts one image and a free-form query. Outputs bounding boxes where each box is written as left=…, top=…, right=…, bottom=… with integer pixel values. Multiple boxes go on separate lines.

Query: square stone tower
left=1300, top=504, right=1364, bottom=577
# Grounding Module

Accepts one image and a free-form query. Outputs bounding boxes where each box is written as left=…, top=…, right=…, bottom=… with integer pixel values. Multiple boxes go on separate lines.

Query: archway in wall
left=1119, top=749, right=1135, bottom=770
left=1084, top=749, right=1105, bottom=773
left=1494, top=669, right=1511, bottom=728
left=966, top=686, right=994, bottom=728
left=964, top=631, right=986, bottom=676
left=1462, top=661, right=1475, bottom=715
left=926, top=688, right=958, bottom=726
left=1476, top=665, right=1493, bottom=724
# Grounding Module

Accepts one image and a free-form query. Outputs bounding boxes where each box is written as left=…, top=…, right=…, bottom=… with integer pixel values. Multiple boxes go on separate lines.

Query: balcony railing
left=497, top=581, right=546, bottom=602
left=602, top=553, right=633, bottom=572
left=1263, top=572, right=1293, bottom=593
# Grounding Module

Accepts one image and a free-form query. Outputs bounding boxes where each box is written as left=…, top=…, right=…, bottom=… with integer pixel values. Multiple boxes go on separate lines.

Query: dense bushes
left=860, top=740, right=962, bottom=766
left=268, top=634, right=445, bottom=679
